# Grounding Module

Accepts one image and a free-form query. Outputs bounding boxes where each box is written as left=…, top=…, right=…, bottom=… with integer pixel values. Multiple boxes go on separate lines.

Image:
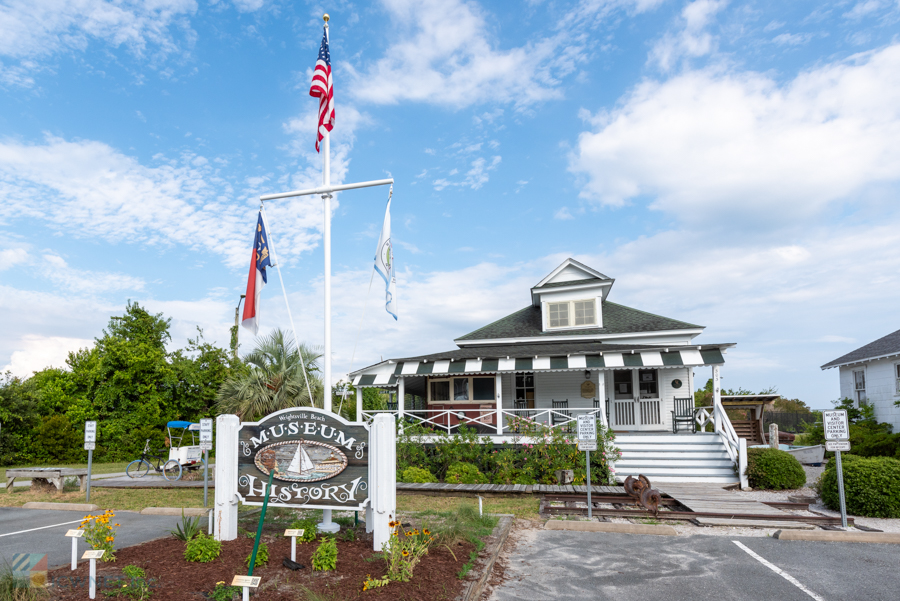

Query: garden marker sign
left=214, top=409, right=396, bottom=550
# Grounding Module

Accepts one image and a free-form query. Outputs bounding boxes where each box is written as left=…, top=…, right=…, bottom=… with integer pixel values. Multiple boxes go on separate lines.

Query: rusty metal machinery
left=624, top=474, right=662, bottom=515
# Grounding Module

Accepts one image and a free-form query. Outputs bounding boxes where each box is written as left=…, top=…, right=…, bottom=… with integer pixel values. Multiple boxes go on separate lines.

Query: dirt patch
left=48, top=529, right=475, bottom=601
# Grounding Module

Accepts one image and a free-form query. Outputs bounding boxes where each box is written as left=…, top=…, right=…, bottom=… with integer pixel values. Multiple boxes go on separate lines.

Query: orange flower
left=105, top=536, right=114, bottom=542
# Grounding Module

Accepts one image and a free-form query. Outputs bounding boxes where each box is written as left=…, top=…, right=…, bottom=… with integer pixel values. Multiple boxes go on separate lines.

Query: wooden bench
left=5, top=468, right=89, bottom=493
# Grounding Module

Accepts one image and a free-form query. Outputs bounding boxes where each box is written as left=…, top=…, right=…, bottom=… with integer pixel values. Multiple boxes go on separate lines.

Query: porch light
left=584, top=370, right=590, bottom=379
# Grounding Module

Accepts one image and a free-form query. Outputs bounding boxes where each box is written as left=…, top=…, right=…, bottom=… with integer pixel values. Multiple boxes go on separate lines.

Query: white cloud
left=0, top=247, right=29, bottom=271
left=344, top=0, right=578, bottom=108
left=0, top=135, right=325, bottom=269
left=42, top=253, right=146, bottom=294
left=570, top=44, right=900, bottom=225
left=432, top=156, right=501, bottom=191
left=772, top=32, right=814, bottom=46
left=1, top=334, right=94, bottom=377
left=554, top=207, right=574, bottom=220
left=0, top=0, right=198, bottom=79
left=648, top=0, right=728, bottom=71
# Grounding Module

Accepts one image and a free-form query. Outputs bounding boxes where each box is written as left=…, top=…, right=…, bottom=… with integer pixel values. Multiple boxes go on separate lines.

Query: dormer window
left=547, top=299, right=597, bottom=329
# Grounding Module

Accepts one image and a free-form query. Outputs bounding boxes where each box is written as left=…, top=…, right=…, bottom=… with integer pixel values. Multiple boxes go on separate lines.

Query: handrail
left=713, top=403, right=740, bottom=464
left=361, top=407, right=605, bottom=435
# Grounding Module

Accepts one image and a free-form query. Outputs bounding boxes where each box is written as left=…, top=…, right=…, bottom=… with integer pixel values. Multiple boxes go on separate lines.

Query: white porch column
left=213, top=414, right=239, bottom=541
left=596, top=371, right=608, bottom=427
left=397, top=377, right=405, bottom=429
left=712, top=365, right=722, bottom=432
left=356, top=386, right=363, bottom=422
left=495, top=374, right=503, bottom=435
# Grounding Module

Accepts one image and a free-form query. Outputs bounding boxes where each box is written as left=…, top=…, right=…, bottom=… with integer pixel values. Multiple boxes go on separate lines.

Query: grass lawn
left=0, top=484, right=209, bottom=511
left=0, top=462, right=131, bottom=482
left=398, top=493, right=540, bottom=520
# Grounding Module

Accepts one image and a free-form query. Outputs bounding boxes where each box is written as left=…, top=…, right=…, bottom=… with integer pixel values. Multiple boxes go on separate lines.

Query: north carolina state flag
left=241, top=212, right=271, bottom=335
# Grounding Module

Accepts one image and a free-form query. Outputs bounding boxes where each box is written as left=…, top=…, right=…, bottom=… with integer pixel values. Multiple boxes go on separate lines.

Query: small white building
left=351, top=258, right=747, bottom=484
left=821, top=328, right=900, bottom=431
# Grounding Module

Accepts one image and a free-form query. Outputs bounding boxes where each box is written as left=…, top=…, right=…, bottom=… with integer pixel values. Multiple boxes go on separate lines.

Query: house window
left=431, top=381, right=450, bottom=402
left=613, top=370, right=632, bottom=400
left=547, top=299, right=596, bottom=328
left=515, top=372, right=535, bottom=409
left=853, top=369, right=867, bottom=405
left=638, top=369, right=658, bottom=397
left=453, top=378, right=469, bottom=400
left=574, top=300, right=596, bottom=326
left=895, top=364, right=900, bottom=395
left=473, top=377, right=495, bottom=401
left=549, top=302, right=569, bottom=327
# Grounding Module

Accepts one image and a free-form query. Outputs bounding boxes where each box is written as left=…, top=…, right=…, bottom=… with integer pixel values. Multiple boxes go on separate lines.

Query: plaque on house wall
left=580, top=380, right=596, bottom=399
left=672, top=379, right=683, bottom=389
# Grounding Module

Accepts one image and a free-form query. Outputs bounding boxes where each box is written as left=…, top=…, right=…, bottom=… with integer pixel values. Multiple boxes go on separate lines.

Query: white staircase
left=612, top=433, right=739, bottom=484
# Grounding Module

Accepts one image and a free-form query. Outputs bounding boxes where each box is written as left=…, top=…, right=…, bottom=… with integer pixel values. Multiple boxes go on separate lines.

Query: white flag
left=374, top=193, right=397, bottom=320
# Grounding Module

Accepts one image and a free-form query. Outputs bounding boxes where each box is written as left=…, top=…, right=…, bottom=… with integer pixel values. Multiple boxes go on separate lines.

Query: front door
left=610, top=369, right=663, bottom=430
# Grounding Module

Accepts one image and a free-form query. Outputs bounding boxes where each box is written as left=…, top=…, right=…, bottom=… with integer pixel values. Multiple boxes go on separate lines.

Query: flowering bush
left=81, top=509, right=119, bottom=562
left=380, top=517, right=435, bottom=582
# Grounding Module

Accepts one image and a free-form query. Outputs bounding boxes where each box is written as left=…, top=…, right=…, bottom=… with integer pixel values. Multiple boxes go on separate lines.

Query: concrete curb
left=139, top=507, right=211, bottom=516
left=460, top=514, right=515, bottom=601
left=21, top=502, right=99, bottom=512
left=774, top=529, right=900, bottom=544
left=544, top=519, right=678, bottom=536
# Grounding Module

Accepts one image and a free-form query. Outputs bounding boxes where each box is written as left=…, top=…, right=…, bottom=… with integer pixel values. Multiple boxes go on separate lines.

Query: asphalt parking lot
left=0, top=507, right=200, bottom=570
left=488, top=528, right=900, bottom=601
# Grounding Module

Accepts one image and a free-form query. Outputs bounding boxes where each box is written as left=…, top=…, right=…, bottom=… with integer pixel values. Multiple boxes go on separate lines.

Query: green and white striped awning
left=352, top=348, right=725, bottom=387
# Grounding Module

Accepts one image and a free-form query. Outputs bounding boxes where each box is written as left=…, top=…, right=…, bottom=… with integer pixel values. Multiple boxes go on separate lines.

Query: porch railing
left=360, top=407, right=605, bottom=436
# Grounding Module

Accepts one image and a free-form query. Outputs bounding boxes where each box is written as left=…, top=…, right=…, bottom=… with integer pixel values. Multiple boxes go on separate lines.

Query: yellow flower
left=422, top=529, right=431, bottom=535
left=216, top=581, right=225, bottom=586
left=401, top=549, right=410, bottom=557
left=114, top=524, right=120, bottom=527
left=106, top=536, right=114, bottom=542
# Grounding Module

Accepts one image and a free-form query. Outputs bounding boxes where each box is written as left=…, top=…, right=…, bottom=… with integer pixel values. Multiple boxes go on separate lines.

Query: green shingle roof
left=455, top=301, right=703, bottom=342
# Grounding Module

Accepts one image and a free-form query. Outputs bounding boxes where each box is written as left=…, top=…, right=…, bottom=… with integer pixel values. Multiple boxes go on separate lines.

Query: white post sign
left=576, top=414, right=597, bottom=519
left=199, top=418, right=213, bottom=450
left=822, top=409, right=850, bottom=529
left=84, top=421, right=96, bottom=450
left=823, top=410, right=849, bottom=440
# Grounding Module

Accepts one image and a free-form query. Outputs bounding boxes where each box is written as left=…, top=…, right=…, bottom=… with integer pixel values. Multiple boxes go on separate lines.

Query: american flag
left=309, top=27, right=334, bottom=153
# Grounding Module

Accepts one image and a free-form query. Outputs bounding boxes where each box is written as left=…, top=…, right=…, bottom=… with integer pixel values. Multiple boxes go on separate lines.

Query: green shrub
left=745, top=448, right=806, bottom=490
left=311, top=536, right=337, bottom=571
left=207, top=583, right=242, bottom=601
left=288, top=517, right=318, bottom=543
left=819, top=454, right=900, bottom=518
left=32, top=415, right=82, bottom=463
left=445, top=462, right=488, bottom=484
left=170, top=511, right=201, bottom=541
left=400, top=466, right=437, bottom=483
left=245, top=542, right=268, bottom=568
left=183, top=533, right=221, bottom=563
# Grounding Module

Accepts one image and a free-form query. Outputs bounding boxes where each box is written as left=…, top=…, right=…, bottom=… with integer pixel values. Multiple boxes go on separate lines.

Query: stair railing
left=713, top=402, right=748, bottom=488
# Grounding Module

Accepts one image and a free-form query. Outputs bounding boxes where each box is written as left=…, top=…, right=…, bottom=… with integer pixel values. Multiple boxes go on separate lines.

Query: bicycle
left=126, top=439, right=184, bottom=481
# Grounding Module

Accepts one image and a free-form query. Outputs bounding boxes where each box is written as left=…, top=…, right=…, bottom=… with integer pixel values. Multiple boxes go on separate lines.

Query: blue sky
left=2, top=0, right=900, bottom=409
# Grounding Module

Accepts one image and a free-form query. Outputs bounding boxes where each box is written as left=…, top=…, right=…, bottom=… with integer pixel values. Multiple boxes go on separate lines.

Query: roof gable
left=455, top=301, right=703, bottom=344
left=821, top=327, right=900, bottom=369
left=534, top=258, right=610, bottom=288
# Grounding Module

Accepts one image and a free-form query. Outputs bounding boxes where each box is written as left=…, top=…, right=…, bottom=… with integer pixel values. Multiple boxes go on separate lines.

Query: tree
left=0, top=373, right=41, bottom=465
left=169, top=328, right=239, bottom=420
left=216, top=329, right=323, bottom=421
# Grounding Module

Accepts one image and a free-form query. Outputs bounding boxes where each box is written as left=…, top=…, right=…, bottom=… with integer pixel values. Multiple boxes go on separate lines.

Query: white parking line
left=733, top=541, right=825, bottom=601
left=0, top=519, right=85, bottom=538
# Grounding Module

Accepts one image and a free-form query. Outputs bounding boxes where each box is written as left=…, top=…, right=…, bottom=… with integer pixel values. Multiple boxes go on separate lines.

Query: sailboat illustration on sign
left=287, top=443, right=315, bottom=476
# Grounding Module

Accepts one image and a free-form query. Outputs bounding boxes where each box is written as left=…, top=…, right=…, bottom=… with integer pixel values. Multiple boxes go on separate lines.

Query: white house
left=821, top=328, right=900, bottom=431
left=350, top=259, right=746, bottom=484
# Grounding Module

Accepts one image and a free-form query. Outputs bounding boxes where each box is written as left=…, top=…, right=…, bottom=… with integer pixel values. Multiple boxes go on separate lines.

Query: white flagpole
left=319, top=14, right=338, bottom=535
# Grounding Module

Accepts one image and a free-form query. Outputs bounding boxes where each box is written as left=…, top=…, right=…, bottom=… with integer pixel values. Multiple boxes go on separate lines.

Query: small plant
left=400, top=466, right=437, bottom=483
left=0, top=562, right=49, bottom=600
left=445, top=462, right=488, bottom=485
left=170, top=511, right=201, bottom=542
left=288, top=518, right=318, bottom=543
left=245, top=542, right=269, bottom=568
left=311, top=536, right=338, bottom=572
left=81, top=509, right=120, bottom=562
left=380, top=518, right=436, bottom=582
left=362, top=574, right=390, bottom=591
left=340, top=527, right=357, bottom=542
left=208, top=582, right=242, bottom=601
left=745, top=448, right=806, bottom=490
left=103, top=565, right=151, bottom=599
left=184, top=533, right=222, bottom=563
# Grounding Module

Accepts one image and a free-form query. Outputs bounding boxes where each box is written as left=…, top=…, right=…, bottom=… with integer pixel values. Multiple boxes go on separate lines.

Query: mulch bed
left=48, top=529, right=475, bottom=601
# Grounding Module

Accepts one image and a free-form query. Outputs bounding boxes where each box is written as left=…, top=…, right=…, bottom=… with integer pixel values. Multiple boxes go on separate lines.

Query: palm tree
left=216, top=329, right=323, bottom=421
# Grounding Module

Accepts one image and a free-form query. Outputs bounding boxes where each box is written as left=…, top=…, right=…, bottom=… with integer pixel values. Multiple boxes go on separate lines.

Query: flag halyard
left=241, top=212, right=272, bottom=335
left=309, top=26, right=334, bottom=153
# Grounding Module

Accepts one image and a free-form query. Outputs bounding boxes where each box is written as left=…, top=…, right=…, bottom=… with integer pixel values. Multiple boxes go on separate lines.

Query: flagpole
left=319, top=13, right=339, bottom=535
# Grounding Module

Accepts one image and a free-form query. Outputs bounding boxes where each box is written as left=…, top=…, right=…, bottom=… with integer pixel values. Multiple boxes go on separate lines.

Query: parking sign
left=577, top=415, right=597, bottom=451
left=200, top=418, right=213, bottom=451
left=823, top=410, right=849, bottom=440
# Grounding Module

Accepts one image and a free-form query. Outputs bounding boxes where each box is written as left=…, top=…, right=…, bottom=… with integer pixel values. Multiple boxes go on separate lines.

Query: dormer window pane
left=574, top=300, right=595, bottom=325
left=549, top=302, right=569, bottom=327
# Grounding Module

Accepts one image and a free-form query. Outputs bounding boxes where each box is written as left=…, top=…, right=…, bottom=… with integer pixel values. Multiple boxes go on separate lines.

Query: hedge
left=744, top=448, right=806, bottom=490
left=819, top=454, right=900, bottom=518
